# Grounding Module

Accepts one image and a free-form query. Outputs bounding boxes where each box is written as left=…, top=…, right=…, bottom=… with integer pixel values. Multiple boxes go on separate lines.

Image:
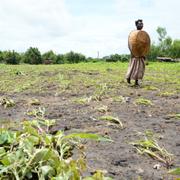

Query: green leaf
left=0, top=130, right=16, bottom=145
left=0, top=147, right=6, bottom=157
left=168, top=167, right=180, bottom=175
left=1, top=156, right=11, bottom=166
left=63, top=133, right=113, bottom=142
left=99, top=115, right=123, bottom=128
left=39, top=165, right=55, bottom=178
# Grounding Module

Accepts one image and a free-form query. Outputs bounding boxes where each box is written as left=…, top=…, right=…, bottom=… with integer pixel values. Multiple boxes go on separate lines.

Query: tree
left=3, top=50, right=21, bottom=64
left=156, top=27, right=172, bottom=56
left=55, top=54, right=65, bottom=64
left=42, top=50, right=57, bottom=64
left=24, top=47, right=42, bottom=64
left=0, top=51, right=4, bottom=63
left=170, top=39, right=180, bottom=58
left=64, top=51, right=86, bottom=63
left=157, top=27, right=167, bottom=42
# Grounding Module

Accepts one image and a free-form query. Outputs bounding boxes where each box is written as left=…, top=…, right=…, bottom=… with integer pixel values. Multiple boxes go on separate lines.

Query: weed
left=112, top=96, right=125, bottom=103
left=159, top=91, right=175, bottom=97
left=99, top=115, right=123, bottom=128
left=135, top=98, right=153, bottom=106
left=74, top=96, right=92, bottom=104
left=92, top=83, right=108, bottom=101
left=130, top=131, right=173, bottom=167
left=26, top=107, right=46, bottom=118
left=143, top=85, right=159, bottom=91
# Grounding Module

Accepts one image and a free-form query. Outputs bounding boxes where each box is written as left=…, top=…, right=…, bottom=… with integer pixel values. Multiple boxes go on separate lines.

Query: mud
left=0, top=69, right=179, bottom=180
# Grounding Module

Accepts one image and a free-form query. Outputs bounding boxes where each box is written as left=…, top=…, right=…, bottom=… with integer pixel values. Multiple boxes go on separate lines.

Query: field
left=0, top=62, right=180, bottom=179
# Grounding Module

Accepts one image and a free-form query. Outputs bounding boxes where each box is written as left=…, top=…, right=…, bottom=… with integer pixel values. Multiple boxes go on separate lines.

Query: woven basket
left=128, top=30, right=150, bottom=57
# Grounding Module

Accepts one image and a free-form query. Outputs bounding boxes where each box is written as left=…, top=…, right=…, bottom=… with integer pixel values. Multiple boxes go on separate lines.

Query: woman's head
left=135, top=19, right=143, bottom=30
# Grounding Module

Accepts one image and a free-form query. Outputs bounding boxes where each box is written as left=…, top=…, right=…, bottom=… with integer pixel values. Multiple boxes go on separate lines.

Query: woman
left=126, top=19, right=146, bottom=86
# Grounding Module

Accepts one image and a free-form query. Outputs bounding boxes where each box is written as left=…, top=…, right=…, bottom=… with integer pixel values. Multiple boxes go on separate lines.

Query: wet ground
left=0, top=63, right=180, bottom=179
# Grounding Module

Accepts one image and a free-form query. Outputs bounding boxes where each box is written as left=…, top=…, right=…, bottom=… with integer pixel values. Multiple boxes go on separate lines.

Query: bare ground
left=0, top=68, right=180, bottom=180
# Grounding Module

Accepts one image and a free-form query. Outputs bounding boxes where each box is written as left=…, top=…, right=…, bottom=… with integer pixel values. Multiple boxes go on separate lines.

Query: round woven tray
left=128, top=30, right=150, bottom=57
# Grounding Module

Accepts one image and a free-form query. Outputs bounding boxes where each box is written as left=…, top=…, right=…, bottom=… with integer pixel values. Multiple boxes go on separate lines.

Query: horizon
left=0, top=0, right=179, bottom=58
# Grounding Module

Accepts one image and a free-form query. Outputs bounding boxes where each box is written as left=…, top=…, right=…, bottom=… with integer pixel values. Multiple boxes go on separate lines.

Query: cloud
left=0, top=0, right=179, bottom=57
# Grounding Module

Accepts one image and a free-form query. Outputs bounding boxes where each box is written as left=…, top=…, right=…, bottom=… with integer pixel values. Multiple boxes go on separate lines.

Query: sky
left=0, top=0, right=179, bottom=58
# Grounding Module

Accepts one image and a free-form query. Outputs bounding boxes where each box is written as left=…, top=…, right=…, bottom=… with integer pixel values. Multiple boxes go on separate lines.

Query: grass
left=0, top=62, right=179, bottom=94
left=135, top=98, right=153, bottom=106
left=0, top=61, right=180, bottom=178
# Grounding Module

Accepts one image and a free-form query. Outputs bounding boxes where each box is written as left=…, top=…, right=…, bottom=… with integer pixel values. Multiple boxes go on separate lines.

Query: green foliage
left=64, top=51, right=86, bottom=63
left=135, top=98, right=153, bottom=106
left=99, top=116, right=123, bottom=128
left=171, top=39, right=180, bottom=58
left=130, top=131, right=173, bottom=166
left=103, top=54, right=129, bottom=62
left=3, top=50, right=21, bottom=64
left=42, top=50, right=57, bottom=64
left=0, top=51, right=4, bottom=63
left=24, top=47, right=42, bottom=64
left=157, top=27, right=167, bottom=42
left=0, top=118, right=112, bottom=179
left=56, top=54, right=65, bottom=64
left=148, top=27, right=180, bottom=60
left=168, top=167, right=180, bottom=175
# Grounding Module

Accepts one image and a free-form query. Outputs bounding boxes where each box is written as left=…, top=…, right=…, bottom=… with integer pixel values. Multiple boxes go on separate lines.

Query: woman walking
left=126, top=19, right=150, bottom=86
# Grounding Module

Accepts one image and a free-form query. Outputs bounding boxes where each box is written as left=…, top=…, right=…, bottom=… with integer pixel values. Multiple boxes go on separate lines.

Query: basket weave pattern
left=128, top=30, right=150, bottom=57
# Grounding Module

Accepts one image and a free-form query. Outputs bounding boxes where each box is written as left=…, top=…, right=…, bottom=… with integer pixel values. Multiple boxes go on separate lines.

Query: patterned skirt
left=126, top=57, right=145, bottom=80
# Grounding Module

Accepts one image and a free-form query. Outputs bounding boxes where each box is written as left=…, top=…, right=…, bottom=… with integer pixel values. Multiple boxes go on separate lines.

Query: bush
left=3, top=50, right=21, bottom=64
left=64, top=51, right=86, bottom=63
left=24, top=47, right=42, bottom=64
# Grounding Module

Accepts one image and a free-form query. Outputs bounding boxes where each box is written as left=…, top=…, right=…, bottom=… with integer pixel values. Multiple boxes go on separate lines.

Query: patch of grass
left=99, top=115, right=123, bottom=128
left=92, top=83, right=108, bottom=101
left=112, top=96, right=126, bottom=103
left=130, top=131, right=173, bottom=167
left=158, top=91, right=175, bottom=97
left=143, top=85, right=159, bottom=91
left=135, top=98, right=153, bottom=106
left=73, top=97, right=92, bottom=105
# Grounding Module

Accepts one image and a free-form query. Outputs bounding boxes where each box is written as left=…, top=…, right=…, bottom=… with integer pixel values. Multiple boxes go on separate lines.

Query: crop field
left=0, top=62, right=180, bottom=179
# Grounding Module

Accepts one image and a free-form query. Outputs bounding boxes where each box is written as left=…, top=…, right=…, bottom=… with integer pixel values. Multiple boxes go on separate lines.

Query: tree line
left=0, top=27, right=179, bottom=64
left=147, top=27, right=180, bottom=61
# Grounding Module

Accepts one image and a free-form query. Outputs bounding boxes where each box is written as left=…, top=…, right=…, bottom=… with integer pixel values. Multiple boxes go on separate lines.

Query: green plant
left=92, top=83, right=108, bottom=101
left=99, top=115, right=123, bottom=128
left=26, top=107, right=46, bottom=118
left=168, top=167, right=180, bottom=175
left=135, top=98, right=153, bottom=106
left=0, top=118, right=112, bottom=179
left=159, top=91, right=175, bottom=97
left=130, top=131, right=173, bottom=167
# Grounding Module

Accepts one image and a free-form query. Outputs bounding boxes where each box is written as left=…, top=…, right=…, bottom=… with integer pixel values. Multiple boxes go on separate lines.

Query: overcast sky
left=0, top=0, right=179, bottom=57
